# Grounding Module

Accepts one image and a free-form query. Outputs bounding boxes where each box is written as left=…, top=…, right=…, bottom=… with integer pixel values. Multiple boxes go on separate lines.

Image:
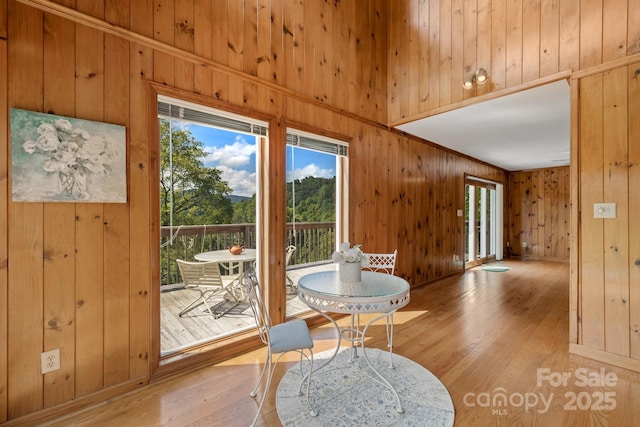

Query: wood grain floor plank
left=38, top=260, right=639, bottom=427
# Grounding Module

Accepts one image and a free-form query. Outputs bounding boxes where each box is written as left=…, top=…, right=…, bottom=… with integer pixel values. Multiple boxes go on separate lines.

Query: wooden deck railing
left=160, top=222, right=336, bottom=286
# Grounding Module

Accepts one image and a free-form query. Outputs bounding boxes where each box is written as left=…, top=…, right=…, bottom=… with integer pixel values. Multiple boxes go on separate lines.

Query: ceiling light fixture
left=463, top=68, right=489, bottom=89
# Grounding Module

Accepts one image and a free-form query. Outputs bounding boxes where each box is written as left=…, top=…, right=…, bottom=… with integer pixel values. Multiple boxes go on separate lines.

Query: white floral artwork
left=11, top=108, right=127, bottom=203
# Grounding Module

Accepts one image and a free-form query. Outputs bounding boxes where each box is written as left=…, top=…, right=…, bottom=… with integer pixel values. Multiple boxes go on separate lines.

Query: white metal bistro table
left=194, top=249, right=257, bottom=300
left=194, top=248, right=257, bottom=264
left=297, top=270, right=410, bottom=413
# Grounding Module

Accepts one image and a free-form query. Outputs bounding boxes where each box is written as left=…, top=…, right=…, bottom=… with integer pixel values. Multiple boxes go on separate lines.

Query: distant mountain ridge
left=229, top=176, right=336, bottom=223
left=228, top=194, right=251, bottom=203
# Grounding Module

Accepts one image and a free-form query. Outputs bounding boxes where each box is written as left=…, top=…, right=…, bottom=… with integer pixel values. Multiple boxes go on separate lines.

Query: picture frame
left=10, top=108, right=127, bottom=203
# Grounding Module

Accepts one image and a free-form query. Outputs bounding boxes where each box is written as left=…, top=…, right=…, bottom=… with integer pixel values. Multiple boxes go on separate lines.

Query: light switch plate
left=594, top=203, right=616, bottom=219
left=457, top=209, right=463, bottom=217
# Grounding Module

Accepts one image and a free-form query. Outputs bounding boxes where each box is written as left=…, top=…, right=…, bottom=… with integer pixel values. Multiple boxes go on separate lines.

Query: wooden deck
left=161, top=263, right=335, bottom=355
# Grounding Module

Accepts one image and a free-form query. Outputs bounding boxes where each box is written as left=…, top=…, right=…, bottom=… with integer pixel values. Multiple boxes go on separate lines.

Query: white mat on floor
left=276, top=347, right=455, bottom=427
left=481, top=265, right=511, bottom=272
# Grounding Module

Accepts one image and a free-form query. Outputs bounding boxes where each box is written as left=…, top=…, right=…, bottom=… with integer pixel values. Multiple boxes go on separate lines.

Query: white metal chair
left=175, top=259, right=240, bottom=318
left=362, top=249, right=398, bottom=367
left=285, top=245, right=297, bottom=293
left=243, top=269, right=317, bottom=426
left=361, top=249, right=398, bottom=274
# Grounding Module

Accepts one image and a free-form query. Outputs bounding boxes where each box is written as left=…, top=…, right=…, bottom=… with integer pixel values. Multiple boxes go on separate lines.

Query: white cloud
left=201, top=135, right=335, bottom=196
left=202, top=135, right=258, bottom=196
left=204, top=135, right=256, bottom=168
left=218, top=165, right=256, bottom=198
left=287, top=163, right=334, bottom=181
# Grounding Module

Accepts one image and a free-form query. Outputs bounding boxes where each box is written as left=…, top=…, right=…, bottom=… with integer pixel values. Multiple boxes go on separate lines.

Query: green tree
left=160, top=120, right=233, bottom=226
left=286, top=176, right=336, bottom=222
left=232, top=194, right=256, bottom=223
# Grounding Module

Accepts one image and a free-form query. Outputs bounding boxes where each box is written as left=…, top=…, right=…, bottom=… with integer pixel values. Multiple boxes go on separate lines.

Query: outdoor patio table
left=297, top=270, right=410, bottom=413
left=195, top=249, right=257, bottom=300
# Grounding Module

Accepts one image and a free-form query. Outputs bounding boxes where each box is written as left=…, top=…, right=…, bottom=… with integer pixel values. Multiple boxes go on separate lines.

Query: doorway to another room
left=465, top=177, right=503, bottom=268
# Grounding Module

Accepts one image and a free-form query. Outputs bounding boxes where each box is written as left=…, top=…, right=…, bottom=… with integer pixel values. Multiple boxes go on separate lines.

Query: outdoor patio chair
left=362, top=249, right=398, bottom=367
left=361, top=249, right=398, bottom=274
left=175, top=259, right=240, bottom=319
left=218, top=259, right=248, bottom=300
left=285, top=245, right=297, bottom=294
left=243, top=269, right=317, bottom=426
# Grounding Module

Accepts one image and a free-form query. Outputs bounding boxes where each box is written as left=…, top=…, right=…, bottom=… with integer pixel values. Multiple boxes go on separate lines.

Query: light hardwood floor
left=39, top=260, right=640, bottom=426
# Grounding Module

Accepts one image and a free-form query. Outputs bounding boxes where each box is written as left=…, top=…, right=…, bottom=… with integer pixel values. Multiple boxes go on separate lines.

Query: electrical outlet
left=41, top=349, right=60, bottom=374
left=522, top=242, right=527, bottom=248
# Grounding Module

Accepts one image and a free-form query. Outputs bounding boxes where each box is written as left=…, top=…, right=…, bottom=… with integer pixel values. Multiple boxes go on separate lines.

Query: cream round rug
left=276, top=347, right=455, bottom=426
left=481, top=265, right=511, bottom=272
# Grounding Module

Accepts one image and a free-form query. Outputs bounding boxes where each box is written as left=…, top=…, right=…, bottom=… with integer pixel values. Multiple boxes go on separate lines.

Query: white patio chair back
left=244, top=270, right=272, bottom=346
left=285, top=245, right=297, bottom=291
left=285, top=245, right=296, bottom=266
left=360, top=249, right=399, bottom=368
left=362, top=249, right=398, bottom=274
left=242, top=269, right=317, bottom=426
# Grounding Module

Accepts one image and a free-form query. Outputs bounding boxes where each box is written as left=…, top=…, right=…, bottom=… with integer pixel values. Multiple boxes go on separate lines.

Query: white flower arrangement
left=332, top=242, right=365, bottom=263
left=22, top=119, right=115, bottom=199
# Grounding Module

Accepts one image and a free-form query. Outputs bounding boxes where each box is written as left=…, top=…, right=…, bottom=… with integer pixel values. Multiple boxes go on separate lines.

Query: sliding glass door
left=157, top=96, right=265, bottom=357
left=285, top=129, right=348, bottom=318
left=155, top=97, right=350, bottom=360
left=465, top=178, right=501, bottom=267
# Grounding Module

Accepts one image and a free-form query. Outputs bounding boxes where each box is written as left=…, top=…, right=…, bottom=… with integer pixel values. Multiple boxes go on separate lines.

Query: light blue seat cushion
left=269, top=319, right=313, bottom=354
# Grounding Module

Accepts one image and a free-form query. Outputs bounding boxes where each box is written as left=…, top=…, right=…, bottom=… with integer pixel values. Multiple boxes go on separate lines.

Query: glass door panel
left=285, top=130, right=348, bottom=318
left=465, top=179, right=498, bottom=267
left=158, top=96, right=264, bottom=357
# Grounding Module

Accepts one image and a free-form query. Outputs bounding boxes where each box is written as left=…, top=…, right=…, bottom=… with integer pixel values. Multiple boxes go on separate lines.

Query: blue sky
left=188, top=124, right=336, bottom=197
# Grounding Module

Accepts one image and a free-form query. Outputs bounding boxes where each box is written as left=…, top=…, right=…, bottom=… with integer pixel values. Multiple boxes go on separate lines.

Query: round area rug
left=481, top=265, right=511, bottom=272
left=276, top=347, right=455, bottom=427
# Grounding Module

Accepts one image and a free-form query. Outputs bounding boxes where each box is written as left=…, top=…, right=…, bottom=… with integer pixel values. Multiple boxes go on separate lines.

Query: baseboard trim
left=569, top=343, right=640, bottom=373
left=1, top=378, right=147, bottom=426
left=507, top=254, right=569, bottom=263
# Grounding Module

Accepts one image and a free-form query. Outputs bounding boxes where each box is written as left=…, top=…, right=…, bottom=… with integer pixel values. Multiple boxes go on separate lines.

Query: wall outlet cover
left=41, top=348, right=60, bottom=374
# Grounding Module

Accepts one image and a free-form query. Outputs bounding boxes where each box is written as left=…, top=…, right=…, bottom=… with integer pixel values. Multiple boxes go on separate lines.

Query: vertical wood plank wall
left=507, top=167, right=570, bottom=261
left=41, top=7, right=75, bottom=409
left=629, top=63, right=640, bottom=362
left=0, top=0, right=505, bottom=421
left=577, top=62, right=640, bottom=361
left=389, top=0, right=640, bottom=373
left=388, top=0, right=640, bottom=125
left=2, top=0, right=640, bottom=423
left=1, top=24, right=9, bottom=424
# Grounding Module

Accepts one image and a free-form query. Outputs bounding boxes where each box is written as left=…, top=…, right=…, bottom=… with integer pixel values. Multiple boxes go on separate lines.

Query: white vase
left=339, top=261, right=362, bottom=283
left=58, top=171, right=88, bottom=198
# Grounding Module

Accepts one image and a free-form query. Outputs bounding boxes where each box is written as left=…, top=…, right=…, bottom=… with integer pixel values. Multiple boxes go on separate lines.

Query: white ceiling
left=395, top=80, right=571, bottom=171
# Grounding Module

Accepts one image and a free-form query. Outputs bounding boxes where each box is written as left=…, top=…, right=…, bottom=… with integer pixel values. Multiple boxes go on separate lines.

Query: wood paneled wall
left=388, top=0, right=640, bottom=125
left=0, top=0, right=505, bottom=422
left=574, top=61, right=640, bottom=366
left=3, top=0, right=639, bottom=422
left=351, top=128, right=505, bottom=283
left=388, top=0, right=640, bottom=374
left=0, top=24, right=8, bottom=427
left=507, top=167, right=570, bottom=261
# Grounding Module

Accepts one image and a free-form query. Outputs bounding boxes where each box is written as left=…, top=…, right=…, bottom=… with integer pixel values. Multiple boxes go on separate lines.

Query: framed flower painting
left=10, top=108, right=127, bottom=203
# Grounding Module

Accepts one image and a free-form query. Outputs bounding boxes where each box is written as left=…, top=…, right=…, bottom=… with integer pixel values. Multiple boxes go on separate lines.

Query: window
left=154, top=96, right=350, bottom=359
left=285, top=129, right=349, bottom=318
left=157, top=95, right=266, bottom=356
